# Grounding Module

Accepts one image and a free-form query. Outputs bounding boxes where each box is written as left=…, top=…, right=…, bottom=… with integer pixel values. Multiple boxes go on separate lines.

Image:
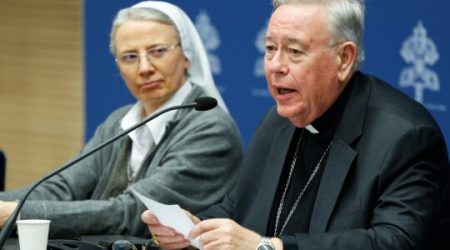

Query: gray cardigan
left=0, top=86, right=243, bottom=236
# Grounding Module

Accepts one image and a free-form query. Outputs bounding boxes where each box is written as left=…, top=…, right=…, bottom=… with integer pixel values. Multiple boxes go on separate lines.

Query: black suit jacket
left=199, top=72, right=450, bottom=250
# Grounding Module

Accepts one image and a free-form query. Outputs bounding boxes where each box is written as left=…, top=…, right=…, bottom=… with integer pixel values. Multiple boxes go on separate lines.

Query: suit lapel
left=310, top=72, right=371, bottom=232
left=250, top=119, right=296, bottom=233
left=309, top=138, right=357, bottom=232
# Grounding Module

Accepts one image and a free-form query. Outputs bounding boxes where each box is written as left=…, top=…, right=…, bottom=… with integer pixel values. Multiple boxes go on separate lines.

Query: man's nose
left=267, top=51, right=289, bottom=74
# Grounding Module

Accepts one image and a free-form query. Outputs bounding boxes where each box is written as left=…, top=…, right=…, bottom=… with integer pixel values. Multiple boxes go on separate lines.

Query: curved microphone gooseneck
left=0, top=97, right=217, bottom=247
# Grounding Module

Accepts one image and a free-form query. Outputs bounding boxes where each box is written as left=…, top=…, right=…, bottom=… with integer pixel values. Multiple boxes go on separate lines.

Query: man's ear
left=337, top=41, right=357, bottom=82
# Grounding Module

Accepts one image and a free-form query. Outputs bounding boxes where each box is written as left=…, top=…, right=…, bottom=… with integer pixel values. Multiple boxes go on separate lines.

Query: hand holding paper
left=131, top=189, right=201, bottom=249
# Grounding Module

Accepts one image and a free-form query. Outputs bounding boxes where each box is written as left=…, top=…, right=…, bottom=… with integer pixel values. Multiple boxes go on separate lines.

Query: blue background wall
left=85, top=1, right=449, bottom=151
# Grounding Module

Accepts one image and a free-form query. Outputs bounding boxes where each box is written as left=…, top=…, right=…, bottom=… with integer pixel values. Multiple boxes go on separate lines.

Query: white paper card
left=131, top=188, right=201, bottom=249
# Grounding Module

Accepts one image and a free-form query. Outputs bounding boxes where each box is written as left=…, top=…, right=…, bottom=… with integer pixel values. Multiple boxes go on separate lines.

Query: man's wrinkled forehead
left=266, top=4, right=329, bottom=45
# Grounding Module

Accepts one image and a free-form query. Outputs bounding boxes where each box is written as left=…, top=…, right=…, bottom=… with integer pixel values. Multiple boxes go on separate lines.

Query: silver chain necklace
left=274, top=129, right=333, bottom=237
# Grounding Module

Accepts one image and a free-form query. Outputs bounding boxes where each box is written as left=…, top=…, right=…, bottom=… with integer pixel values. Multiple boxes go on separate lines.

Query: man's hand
left=141, top=209, right=192, bottom=249
left=189, top=218, right=262, bottom=250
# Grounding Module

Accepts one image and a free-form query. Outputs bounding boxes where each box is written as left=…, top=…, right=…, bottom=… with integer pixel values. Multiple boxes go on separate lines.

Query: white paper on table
left=131, top=188, right=201, bottom=249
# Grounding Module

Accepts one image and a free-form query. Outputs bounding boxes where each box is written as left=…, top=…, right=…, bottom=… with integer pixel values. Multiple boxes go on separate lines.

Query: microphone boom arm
left=0, top=102, right=198, bottom=246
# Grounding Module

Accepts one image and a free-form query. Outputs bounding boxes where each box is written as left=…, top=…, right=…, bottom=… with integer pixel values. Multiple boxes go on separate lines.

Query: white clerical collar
left=121, top=81, right=193, bottom=145
left=305, top=124, right=319, bottom=134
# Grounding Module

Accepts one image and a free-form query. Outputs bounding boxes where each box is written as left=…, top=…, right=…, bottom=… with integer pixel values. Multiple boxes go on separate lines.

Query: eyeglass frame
left=115, top=43, right=181, bottom=66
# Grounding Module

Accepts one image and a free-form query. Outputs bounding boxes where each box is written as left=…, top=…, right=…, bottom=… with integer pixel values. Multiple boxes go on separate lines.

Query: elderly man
left=142, top=0, right=450, bottom=249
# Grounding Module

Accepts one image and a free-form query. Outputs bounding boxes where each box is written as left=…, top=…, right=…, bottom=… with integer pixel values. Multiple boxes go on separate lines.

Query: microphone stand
left=0, top=102, right=198, bottom=247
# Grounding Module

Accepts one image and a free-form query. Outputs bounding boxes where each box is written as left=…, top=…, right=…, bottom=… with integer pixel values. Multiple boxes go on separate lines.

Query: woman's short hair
left=109, top=7, right=179, bottom=55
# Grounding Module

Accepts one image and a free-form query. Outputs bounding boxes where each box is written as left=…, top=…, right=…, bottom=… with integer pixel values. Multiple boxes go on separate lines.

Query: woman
left=0, top=1, right=243, bottom=237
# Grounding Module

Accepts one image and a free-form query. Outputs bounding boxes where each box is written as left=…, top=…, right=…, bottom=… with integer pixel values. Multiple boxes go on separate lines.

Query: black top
left=267, top=80, right=353, bottom=237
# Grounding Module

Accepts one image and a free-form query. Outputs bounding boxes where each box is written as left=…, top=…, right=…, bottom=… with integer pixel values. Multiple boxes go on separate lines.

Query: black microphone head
left=194, top=97, right=217, bottom=111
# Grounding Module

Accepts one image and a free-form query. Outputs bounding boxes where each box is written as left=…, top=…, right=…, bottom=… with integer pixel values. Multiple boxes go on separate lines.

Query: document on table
left=131, top=188, right=201, bottom=249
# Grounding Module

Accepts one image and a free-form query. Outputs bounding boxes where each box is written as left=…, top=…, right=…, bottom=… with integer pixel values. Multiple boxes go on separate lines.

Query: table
left=2, top=235, right=153, bottom=250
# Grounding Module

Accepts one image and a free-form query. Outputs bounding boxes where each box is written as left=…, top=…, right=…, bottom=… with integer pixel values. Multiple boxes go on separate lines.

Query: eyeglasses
left=116, top=43, right=181, bottom=66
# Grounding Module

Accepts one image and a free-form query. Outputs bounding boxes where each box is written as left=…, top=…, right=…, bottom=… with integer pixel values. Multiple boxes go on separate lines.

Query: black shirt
left=266, top=80, right=353, bottom=237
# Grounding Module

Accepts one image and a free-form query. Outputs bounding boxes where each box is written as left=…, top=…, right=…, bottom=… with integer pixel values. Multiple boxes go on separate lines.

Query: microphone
left=0, top=96, right=217, bottom=247
left=193, top=96, right=217, bottom=111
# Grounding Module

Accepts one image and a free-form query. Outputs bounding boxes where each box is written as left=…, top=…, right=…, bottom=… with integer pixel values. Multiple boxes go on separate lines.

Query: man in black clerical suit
left=141, top=0, right=450, bottom=249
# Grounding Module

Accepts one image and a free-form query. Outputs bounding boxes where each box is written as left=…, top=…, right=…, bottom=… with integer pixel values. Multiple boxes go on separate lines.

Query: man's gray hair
left=272, top=0, right=365, bottom=70
left=109, top=7, right=179, bottom=55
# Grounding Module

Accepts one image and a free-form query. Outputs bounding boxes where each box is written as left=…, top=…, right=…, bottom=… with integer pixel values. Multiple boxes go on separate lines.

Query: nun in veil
left=0, top=1, right=243, bottom=237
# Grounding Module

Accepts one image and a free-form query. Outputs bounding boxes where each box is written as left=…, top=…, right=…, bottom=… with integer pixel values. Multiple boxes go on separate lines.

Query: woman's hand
left=0, top=201, right=17, bottom=228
